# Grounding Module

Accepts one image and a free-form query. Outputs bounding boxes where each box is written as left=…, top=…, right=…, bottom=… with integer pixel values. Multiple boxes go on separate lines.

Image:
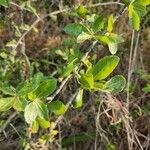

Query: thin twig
left=13, top=2, right=124, bottom=51
left=127, top=30, right=135, bottom=110
left=0, top=112, right=17, bottom=133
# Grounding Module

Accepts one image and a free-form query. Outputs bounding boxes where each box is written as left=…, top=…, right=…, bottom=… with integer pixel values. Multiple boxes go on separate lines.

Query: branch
left=13, top=1, right=124, bottom=51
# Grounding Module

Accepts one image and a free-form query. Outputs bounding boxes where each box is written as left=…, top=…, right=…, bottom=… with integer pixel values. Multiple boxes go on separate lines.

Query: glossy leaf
left=73, top=89, right=83, bottom=108
left=0, top=97, right=15, bottom=111
left=64, top=23, right=87, bottom=37
left=48, top=100, right=66, bottom=115
left=92, top=56, right=120, bottom=80
left=104, top=75, right=126, bottom=93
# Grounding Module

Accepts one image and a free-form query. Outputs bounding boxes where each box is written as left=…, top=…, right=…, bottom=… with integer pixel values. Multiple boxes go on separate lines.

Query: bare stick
left=0, top=112, right=17, bottom=133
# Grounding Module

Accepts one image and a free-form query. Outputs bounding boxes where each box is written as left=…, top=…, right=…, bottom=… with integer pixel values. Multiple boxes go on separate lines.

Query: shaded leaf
left=80, top=73, right=94, bottom=89
left=48, top=100, right=66, bottom=115
left=93, top=16, right=105, bottom=33
left=64, top=23, right=87, bottom=37
left=77, top=32, right=92, bottom=43
left=104, top=75, right=126, bottom=93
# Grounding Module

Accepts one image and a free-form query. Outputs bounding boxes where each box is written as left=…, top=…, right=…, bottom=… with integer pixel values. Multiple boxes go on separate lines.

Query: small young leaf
left=96, top=35, right=110, bottom=45
left=104, top=75, right=126, bottom=94
left=128, top=4, right=140, bottom=31
left=24, top=102, right=38, bottom=124
left=108, top=43, right=118, bottom=55
left=61, top=59, right=76, bottom=78
left=80, top=73, right=94, bottom=90
left=76, top=5, right=88, bottom=17
left=93, top=16, right=105, bottom=33
left=64, top=23, right=87, bottom=37
left=48, top=100, right=66, bottom=115
left=31, top=120, right=39, bottom=133
left=0, top=82, right=15, bottom=96
left=107, top=14, right=114, bottom=33
left=133, top=3, right=146, bottom=17
left=0, top=97, right=15, bottom=111
left=130, top=10, right=140, bottom=31
left=37, top=117, right=51, bottom=128
left=73, top=89, right=83, bottom=108
left=77, top=32, right=92, bottom=43
left=92, top=56, right=120, bottom=80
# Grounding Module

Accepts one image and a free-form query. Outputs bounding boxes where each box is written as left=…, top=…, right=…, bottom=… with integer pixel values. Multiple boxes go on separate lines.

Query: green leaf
left=76, top=5, right=88, bottom=17
left=107, top=14, right=114, bottom=33
left=133, top=3, right=146, bottom=17
left=37, top=117, right=51, bottom=128
left=77, top=32, right=92, bottom=43
left=31, top=120, right=39, bottom=133
left=80, top=73, right=94, bottom=89
left=128, top=4, right=140, bottom=31
left=24, top=102, right=38, bottom=124
left=142, top=84, right=150, bottom=92
left=96, top=35, right=110, bottom=45
left=92, top=56, right=120, bottom=80
left=104, top=75, right=126, bottom=94
left=93, top=16, right=105, bottom=33
left=130, top=10, right=140, bottom=31
left=108, top=43, right=118, bottom=55
left=30, top=78, right=57, bottom=99
left=0, top=0, right=10, bottom=7
left=35, top=99, right=49, bottom=120
left=61, top=59, right=76, bottom=78
left=134, top=0, right=150, bottom=6
left=17, top=81, right=38, bottom=96
left=73, top=89, right=83, bottom=108
left=13, top=98, right=28, bottom=111
left=48, top=100, right=66, bottom=115
left=0, top=97, right=15, bottom=111
left=0, top=82, right=15, bottom=96
left=64, top=23, right=87, bottom=37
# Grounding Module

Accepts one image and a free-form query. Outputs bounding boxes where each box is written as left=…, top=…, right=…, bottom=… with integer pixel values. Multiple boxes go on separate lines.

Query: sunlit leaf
left=0, top=97, right=15, bottom=111
left=92, top=56, right=120, bottom=80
